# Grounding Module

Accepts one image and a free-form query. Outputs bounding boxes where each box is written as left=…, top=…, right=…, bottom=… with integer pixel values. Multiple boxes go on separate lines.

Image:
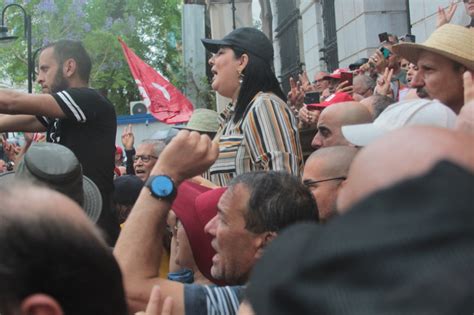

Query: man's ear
left=20, top=294, right=64, bottom=315
left=254, top=231, right=277, bottom=260
left=63, top=58, right=77, bottom=78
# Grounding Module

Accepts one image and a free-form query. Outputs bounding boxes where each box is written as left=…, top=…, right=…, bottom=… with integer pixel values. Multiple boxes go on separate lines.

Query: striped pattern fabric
left=204, top=286, right=241, bottom=315
left=184, top=284, right=244, bottom=315
left=206, top=92, right=303, bottom=186
left=56, top=91, right=87, bottom=123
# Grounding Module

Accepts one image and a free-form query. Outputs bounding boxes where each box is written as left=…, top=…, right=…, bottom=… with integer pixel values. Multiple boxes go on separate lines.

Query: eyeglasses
left=133, top=155, right=158, bottom=162
left=303, top=176, right=347, bottom=187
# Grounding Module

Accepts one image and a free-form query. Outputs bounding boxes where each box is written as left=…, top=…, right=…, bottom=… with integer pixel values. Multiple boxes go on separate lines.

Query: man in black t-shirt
left=0, top=40, right=119, bottom=245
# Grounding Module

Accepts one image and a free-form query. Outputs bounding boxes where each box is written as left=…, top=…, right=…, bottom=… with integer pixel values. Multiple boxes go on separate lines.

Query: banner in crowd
left=119, top=38, right=193, bottom=124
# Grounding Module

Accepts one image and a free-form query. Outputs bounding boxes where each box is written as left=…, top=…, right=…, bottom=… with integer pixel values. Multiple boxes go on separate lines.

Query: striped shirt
left=184, top=284, right=244, bottom=315
left=205, top=92, right=303, bottom=186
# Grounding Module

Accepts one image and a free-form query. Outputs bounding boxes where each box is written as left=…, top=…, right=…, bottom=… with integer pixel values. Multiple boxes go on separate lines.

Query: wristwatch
left=145, top=175, right=177, bottom=201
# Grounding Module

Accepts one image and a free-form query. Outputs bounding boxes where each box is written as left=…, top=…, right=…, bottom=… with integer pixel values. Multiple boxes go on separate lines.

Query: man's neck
left=67, top=78, right=89, bottom=89
left=192, top=270, right=213, bottom=286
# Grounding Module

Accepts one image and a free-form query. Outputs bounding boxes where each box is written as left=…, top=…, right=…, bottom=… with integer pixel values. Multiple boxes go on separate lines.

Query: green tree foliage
left=0, top=0, right=186, bottom=115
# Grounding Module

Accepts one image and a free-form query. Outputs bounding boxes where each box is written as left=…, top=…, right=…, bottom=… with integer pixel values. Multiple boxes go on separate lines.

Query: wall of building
left=182, top=4, right=207, bottom=109
left=334, top=0, right=408, bottom=68
left=270, top=0, right=283, bottom=84
left=300, top=0, right=326, bottom=81
left=115, top=114, right=173, bottom=147
left=409, top=0, right=470, bottom=43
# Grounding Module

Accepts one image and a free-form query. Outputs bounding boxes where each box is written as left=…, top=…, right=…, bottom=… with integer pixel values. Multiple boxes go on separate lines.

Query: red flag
left=119, top=38, right=193, bottom=124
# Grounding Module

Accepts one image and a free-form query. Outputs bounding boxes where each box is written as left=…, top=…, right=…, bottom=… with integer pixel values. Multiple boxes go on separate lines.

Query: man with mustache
left=392, top=24, right=473, bottom=114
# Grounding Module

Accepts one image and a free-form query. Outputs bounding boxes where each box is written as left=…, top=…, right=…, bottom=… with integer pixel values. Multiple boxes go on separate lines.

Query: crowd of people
left=0, top=2, right=473, bottom=314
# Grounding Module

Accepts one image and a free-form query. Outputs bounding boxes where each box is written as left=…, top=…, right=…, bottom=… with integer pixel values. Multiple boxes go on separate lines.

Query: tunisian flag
left=119, top=38, right=193, bottom=123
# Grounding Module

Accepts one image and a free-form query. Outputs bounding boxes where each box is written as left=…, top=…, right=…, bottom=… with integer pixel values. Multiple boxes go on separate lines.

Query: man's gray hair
left=371, top=95, right=395, bottom=118
left=355, top=74, right=376, bottom=91
left=141, top=139, right=166, bottom=157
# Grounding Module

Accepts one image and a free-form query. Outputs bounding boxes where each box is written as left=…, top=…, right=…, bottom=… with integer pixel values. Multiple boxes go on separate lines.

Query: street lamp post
left=230, top=0, right=236, bottom=30
left=0, top=4, right=33, bottom=93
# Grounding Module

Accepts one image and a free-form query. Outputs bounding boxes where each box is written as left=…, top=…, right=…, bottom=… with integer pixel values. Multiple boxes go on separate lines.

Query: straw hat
left=392, top=24, right=474, bottom=70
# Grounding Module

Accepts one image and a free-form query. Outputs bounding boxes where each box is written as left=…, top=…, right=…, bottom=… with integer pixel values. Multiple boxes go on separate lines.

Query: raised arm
left=0, top=114, right=47, bottom=133
left=114, top=130, right=219, bottom=314
left=122, top=124, right=136, bottom=175
left=0, top=90, right=66, bottom=118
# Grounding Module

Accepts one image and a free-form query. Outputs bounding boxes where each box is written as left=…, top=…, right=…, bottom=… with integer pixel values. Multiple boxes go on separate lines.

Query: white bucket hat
left=342, top=99, right=457, bottom=146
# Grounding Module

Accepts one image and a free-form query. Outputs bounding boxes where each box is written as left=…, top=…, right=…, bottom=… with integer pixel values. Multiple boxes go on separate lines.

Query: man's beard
left=416, top=87, right=429, bottom=99
left=50, top=69, right=70, bottom=94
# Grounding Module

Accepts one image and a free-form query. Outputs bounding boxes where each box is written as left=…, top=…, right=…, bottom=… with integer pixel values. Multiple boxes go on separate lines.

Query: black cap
left=201, top=27, right=273, bottom=61
left=113, top=175, right=144, bottom=206
left=247, top=160, right=474, bottom=315
left=349, top=58, right=369, bottom=70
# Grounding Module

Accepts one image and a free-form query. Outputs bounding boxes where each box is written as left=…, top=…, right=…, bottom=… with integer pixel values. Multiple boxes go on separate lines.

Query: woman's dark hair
left=232, top=48, right=286, bottom=123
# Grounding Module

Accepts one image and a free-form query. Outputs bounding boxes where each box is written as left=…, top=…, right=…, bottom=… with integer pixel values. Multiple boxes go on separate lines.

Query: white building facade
left=299, top=0, right=470, bottom=81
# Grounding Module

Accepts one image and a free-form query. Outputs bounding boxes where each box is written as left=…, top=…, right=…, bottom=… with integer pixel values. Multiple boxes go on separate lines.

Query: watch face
left=151, top=175, right=174, bottom=197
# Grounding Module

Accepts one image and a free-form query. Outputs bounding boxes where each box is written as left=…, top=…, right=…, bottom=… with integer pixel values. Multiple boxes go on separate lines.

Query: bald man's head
left=1, top=183, right=97, bottom=230
left=303, top=146, right=359, bottom=221
left=311, top=102, right=373, bottom=150
left=337, top=126, right=474, bottom=213
left=0, top=183, right=127, bottom=315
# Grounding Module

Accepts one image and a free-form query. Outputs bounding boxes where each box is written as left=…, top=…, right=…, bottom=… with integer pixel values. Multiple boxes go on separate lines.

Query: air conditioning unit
left=130, top=101, right=149, bottom=115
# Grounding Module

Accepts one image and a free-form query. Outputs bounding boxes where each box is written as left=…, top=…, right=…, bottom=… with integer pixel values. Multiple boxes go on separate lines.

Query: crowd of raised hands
left=1, top=132, right=46, bottom=167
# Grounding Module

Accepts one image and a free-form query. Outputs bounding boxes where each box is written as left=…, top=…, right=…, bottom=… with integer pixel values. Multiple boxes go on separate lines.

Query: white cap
left=342, top=99, right=457, bottom=146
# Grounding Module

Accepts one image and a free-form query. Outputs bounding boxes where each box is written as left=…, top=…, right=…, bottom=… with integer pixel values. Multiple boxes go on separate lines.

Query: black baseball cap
left=349, top=58, right=369, bottom=70
left=201, top=27, right=274, bottom=61
left=113, top=175, right=143, bottom=206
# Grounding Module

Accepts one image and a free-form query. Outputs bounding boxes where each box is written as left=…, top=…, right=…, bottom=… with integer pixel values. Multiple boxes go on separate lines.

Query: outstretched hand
left=23, top=132, right=34, bottom=145
left=437, top=0, right=457, bottom=28
left=298, top=105, right=319, bottom=126
left=299, top=71, right=314, bottom=93
left=463, top=71, right=474, bottom=104
left=335, top=80, right=353, bottom=95
left=455, top=71, right=474, bottom=133
left=122, top=124, right=135, bottom=150
left=369, top=49, right=388, bottom=74
left=1, top=138, right=21, bottom=163
left=375, top=67, right=394, bottom=98
left=287, top=77, right=304, bottom=108
left=135, top=286, right=173, bottom=315
left=152, top=130, right=219, bottom=185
